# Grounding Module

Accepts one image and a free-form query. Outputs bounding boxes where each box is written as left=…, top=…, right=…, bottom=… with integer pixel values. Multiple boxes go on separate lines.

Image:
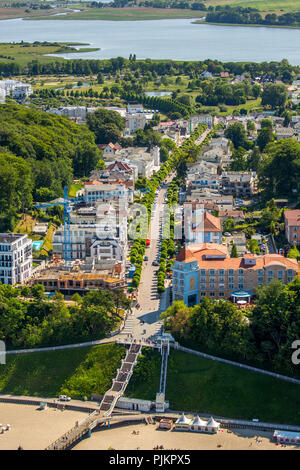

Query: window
left=209, top=269, right=215, bottom=276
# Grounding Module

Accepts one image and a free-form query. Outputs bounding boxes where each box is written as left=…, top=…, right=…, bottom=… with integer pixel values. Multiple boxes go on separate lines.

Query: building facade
left=284, top=210, right=300, bottom=245
left=172, top=243, right=298, bottom=307
left=0, top=233, right=32, bottom=285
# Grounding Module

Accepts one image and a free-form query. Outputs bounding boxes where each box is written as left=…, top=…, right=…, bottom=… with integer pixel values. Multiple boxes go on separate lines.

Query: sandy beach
left=74, top=421, right=299, bottom=451
left=0, top=402, right=87, bottom=450
left=0, top=402, right=299, bottom=451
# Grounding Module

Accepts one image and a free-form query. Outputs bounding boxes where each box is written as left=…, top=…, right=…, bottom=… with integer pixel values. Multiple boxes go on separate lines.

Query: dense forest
left=0, top=103, right=101, bottom=231
left=161, top=279, right=300, bottom=378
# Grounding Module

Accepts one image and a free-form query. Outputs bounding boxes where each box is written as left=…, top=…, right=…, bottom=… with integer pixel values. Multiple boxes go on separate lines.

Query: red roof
left=192, top=212, right=222, bottom=233
left=284, top=210, right=300, bottom=226
left=106, top=160, right=133, bottom=172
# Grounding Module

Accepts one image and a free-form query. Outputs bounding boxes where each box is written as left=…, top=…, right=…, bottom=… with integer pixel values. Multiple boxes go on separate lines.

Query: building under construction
left=29, top=257, right=125, bottom=296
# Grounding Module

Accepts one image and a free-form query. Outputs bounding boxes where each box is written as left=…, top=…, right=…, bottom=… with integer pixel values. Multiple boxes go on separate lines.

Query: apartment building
left=184, top=210, right=222, bottom=245
left=83, top=182, right=129, bottom=204
left=172, top=243, right=298, bottom=307
left=0, top=233, right=32, bottom=285
left=220, top=171, right=257, bottom=198
left=125, top=113, right=146, bottom=134
left=284, top=210, right=300, bottom=245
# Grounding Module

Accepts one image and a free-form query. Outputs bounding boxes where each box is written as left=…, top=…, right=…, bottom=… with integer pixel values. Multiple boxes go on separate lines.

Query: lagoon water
left=1, top=17, right=300, bottom=64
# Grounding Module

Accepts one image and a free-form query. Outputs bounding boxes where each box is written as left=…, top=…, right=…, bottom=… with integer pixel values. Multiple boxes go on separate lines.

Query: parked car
left=59, top=395, right=71, bottom=402
left=152, top=260, right=159, bottom=266
left=224, top=232, right=232, bottom=236
left=144, top=256, right=149, bottom=261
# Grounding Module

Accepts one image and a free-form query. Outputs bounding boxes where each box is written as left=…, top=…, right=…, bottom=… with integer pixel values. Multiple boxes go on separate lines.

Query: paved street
left=121, top=174, right=174, bottom=341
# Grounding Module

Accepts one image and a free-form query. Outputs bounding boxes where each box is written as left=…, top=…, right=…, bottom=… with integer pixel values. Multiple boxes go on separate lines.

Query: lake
left=2, top=18, right=300, bottom=64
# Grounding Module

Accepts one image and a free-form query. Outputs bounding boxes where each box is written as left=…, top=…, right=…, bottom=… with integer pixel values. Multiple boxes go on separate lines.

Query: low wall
left=0, top=396, right=98, bottom=414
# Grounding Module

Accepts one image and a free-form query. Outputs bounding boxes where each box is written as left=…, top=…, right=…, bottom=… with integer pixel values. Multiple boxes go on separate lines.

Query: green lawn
left=0, top=343, right=126, bottom=399
left=69, top=182, right=83, bottom=198
left=126, top=348, right=300, bottom=426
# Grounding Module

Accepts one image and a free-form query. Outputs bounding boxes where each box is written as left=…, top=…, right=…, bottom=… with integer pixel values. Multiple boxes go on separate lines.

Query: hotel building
left=172, top=243, right=298, bottom=307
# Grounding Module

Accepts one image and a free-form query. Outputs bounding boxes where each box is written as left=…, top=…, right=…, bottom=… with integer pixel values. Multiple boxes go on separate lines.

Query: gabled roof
left=176, top=246, right=196, bottom=263
left=106, top=160, right=133, bottom=173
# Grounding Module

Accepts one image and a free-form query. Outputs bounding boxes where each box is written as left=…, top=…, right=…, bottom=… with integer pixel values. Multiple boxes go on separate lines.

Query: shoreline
left=193, top=20, right=300, bottom=30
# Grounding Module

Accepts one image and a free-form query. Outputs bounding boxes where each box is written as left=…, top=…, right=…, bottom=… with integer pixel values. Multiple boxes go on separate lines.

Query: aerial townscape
left=0, top=0, right=300, bottom=455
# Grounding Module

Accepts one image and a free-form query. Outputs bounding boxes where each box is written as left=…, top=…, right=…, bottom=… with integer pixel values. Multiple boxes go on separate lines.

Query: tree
left=246, top=120, right=256, bottom=134
left=72, top=293, right=82, bottom=303
left=230, top=146, right=247, bottom=171
left=31, top=284, right=45, bottom=300
left=87, top=108, right=125, bottom=144
left=256, top=127, right=274, bottom=152
left=258, top=140, right=300, bottom=198
left=247, top=146, right=261, bottom=171
left=230, top=243, right=239, bottom=258
left=261, top=83, right=288, bottom=108
left=225, top=122, right=247, bottom=149
left=287, top=246, right=300, bottom=259
left=260, top=199, right=281, bottom=232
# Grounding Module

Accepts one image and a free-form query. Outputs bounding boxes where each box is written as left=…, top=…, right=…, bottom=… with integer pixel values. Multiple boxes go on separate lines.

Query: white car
left=59, top=395, right=71, bottom=402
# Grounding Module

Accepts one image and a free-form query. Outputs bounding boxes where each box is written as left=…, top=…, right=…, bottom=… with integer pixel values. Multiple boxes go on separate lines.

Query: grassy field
left=205, top=0, right=300, bottom=12
left=69, top=182, right=84, bottom=198
left=0, top=43, right=98, bottom=67
left=0, top=7, right=71, bottom=20
left=126, top=348, right=300, bottom=426
left=28, top=7, right=207, bottom=21
left=0, top=344, right=126, bottom=399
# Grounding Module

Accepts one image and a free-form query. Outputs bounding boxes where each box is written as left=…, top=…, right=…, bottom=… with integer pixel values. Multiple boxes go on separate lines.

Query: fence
left=173, top=344, right=300, bottom=386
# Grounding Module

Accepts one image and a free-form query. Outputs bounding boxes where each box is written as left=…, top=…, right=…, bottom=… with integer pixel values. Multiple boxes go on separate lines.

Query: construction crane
left=35, top=185, right=83, bottom=270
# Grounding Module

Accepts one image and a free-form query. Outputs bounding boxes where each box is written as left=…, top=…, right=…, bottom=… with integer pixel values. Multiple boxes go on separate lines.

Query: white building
left=125, top=113, right=146, bottom=134
left=83, top=182, right=130, bottom=204
left=0, top=233, right=32, bottom=285
left=0, top=80, right=33, bottom=100
left=12, top=84, right=33, bottom=100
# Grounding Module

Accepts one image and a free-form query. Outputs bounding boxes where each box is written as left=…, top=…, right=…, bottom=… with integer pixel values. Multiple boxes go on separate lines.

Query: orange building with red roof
left=172, top=243, right=298, bottom=307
